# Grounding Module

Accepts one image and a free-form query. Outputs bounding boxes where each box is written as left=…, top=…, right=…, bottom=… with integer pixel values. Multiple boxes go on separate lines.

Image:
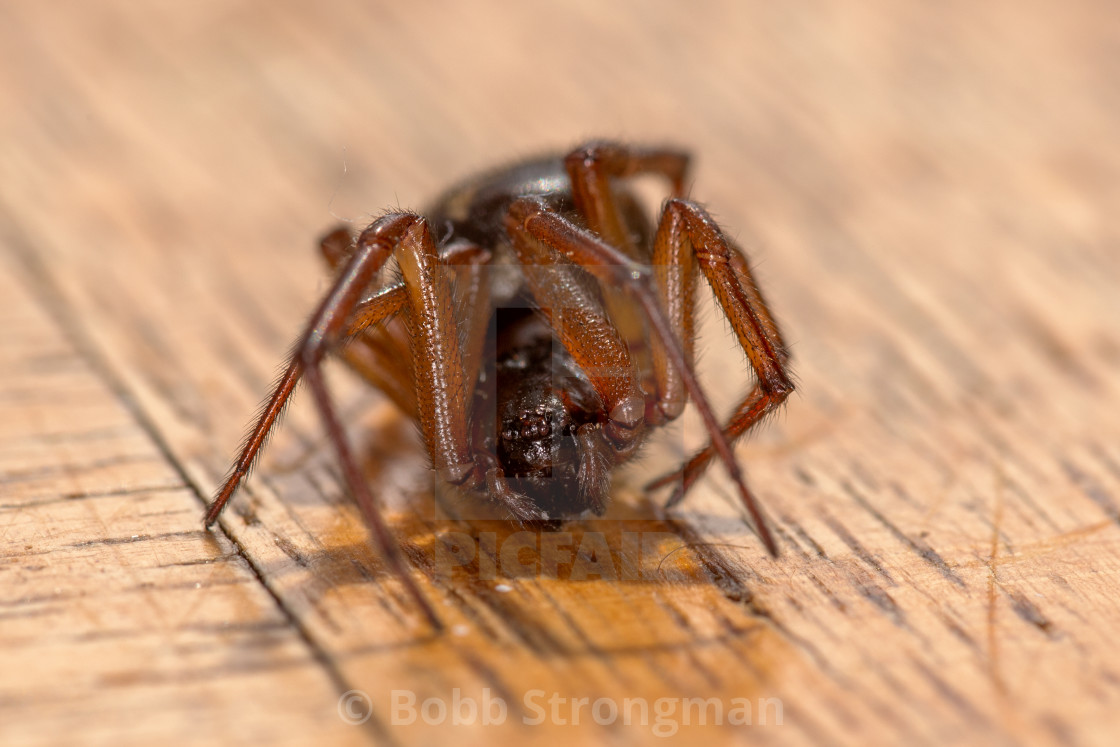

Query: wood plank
left=0, top=251, right=366, bottom=745
left=1, top=0, right=1118, bottom=744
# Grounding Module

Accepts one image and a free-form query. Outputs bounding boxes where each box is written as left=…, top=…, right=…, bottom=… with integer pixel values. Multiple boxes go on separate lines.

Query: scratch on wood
left=67, top=530, right=208, bottom=548
left=986, top=463, right=1007, bottom=697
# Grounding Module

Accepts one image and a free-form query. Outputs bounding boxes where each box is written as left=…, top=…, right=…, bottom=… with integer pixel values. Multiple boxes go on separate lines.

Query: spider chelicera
left=205, top=141, right=794, bottom=629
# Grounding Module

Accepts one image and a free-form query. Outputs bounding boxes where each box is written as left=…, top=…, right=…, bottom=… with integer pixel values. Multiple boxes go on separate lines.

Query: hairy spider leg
left=318, top=227, right=416, bottom=418
left=563, top=141, right=691, bottom=257
left=505, top=197, right=780, bottom=556
left=325, top=226, right=550, bottom=525
left=563, top=143, right=692, bottom=373
left=206, top=213, right=490, bottom=631
left=561, top=142, right=697, bottom=427
left=319, top=228, right=492, bottom=421
left=559, top=142, right=793, bottom=551
left=644, top=199, right=794, bottom=503
left=562, top=143, right=793, bottom=493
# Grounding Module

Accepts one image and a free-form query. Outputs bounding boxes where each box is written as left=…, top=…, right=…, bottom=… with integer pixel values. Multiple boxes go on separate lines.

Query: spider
left=205, top=141, right=794, bottom=629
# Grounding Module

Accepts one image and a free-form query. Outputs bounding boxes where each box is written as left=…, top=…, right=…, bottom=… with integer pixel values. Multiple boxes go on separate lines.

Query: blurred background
left=2, top=1, right=1118, bottom=745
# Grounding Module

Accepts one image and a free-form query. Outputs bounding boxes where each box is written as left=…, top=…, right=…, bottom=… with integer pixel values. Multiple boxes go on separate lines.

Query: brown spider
left=205, top=141, right=794, bottom=629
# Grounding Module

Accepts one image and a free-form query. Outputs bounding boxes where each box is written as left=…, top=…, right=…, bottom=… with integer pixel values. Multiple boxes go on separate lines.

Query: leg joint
left=564, top=141, right=624, bottom=172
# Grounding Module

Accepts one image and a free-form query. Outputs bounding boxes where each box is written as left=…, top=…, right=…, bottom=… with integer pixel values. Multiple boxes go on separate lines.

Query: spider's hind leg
left=563, top=141, right=691, bottom=257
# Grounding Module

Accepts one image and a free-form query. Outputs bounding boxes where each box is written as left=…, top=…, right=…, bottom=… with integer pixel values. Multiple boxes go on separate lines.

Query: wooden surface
left=2, top=1, right=1119, bottom=745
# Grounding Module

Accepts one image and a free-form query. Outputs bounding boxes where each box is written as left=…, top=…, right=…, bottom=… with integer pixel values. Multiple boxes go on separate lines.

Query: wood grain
left=2, top=1, right=1118, bottom=744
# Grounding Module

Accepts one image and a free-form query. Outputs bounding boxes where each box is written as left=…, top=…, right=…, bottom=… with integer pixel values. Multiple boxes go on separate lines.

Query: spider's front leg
left=643, top=199, right=794, bottom=501
left=391, top=222, right=552, bottom=524
left=502, top=202, right=648, bottom=514
left=206, top=213, right=487, bottom=631
left=505, top=197, right=779, bottom=555
left=318, top=228, right=493, bottom=422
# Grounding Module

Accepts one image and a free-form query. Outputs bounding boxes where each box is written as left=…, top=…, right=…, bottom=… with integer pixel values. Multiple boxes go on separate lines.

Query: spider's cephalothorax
left=205, top=142, right=795, bottom=630
left=486, top=310, right=615, bottom=521
left=492, top=333, right=596, bottom=518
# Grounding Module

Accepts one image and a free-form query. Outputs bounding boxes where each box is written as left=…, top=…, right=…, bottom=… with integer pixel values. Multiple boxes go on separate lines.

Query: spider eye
left=500, top=351, right=528, bottom=370
left=519, top=414, right=551, bottom=440
left=499, top=412, right=560, bottom=444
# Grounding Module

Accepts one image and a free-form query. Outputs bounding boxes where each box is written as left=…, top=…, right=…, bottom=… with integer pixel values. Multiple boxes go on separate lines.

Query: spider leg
left=324, top=225, right=534, bottom=526
left=562, top=144, right=794, bottom=511
left=207, top=223, right=487, bottom=524
left=504, top=208, right=646, bottom=442
left=318, top=228, right=489, bottom=421
left=446, top=241, right=492, bottom=394
left=501, top=210, right=645, bottom=517
left=207, top=213, right=471, bottom=631
left=644, top=200, right=794, bottom=502
left=505, top=197, right=779, bottom=556
left=434, top=241, right=558, bottom=523
left=563, top=142, right=692, bottom=369
left=207, top=218, right=410, bottom=525
left=564, top=140, right=691, bottom=256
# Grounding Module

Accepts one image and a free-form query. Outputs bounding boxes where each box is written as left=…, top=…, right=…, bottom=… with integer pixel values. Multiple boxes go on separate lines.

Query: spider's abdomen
left=426, top=155, right=574, bottom=249
left=427, top=153, right=654, bottom=254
